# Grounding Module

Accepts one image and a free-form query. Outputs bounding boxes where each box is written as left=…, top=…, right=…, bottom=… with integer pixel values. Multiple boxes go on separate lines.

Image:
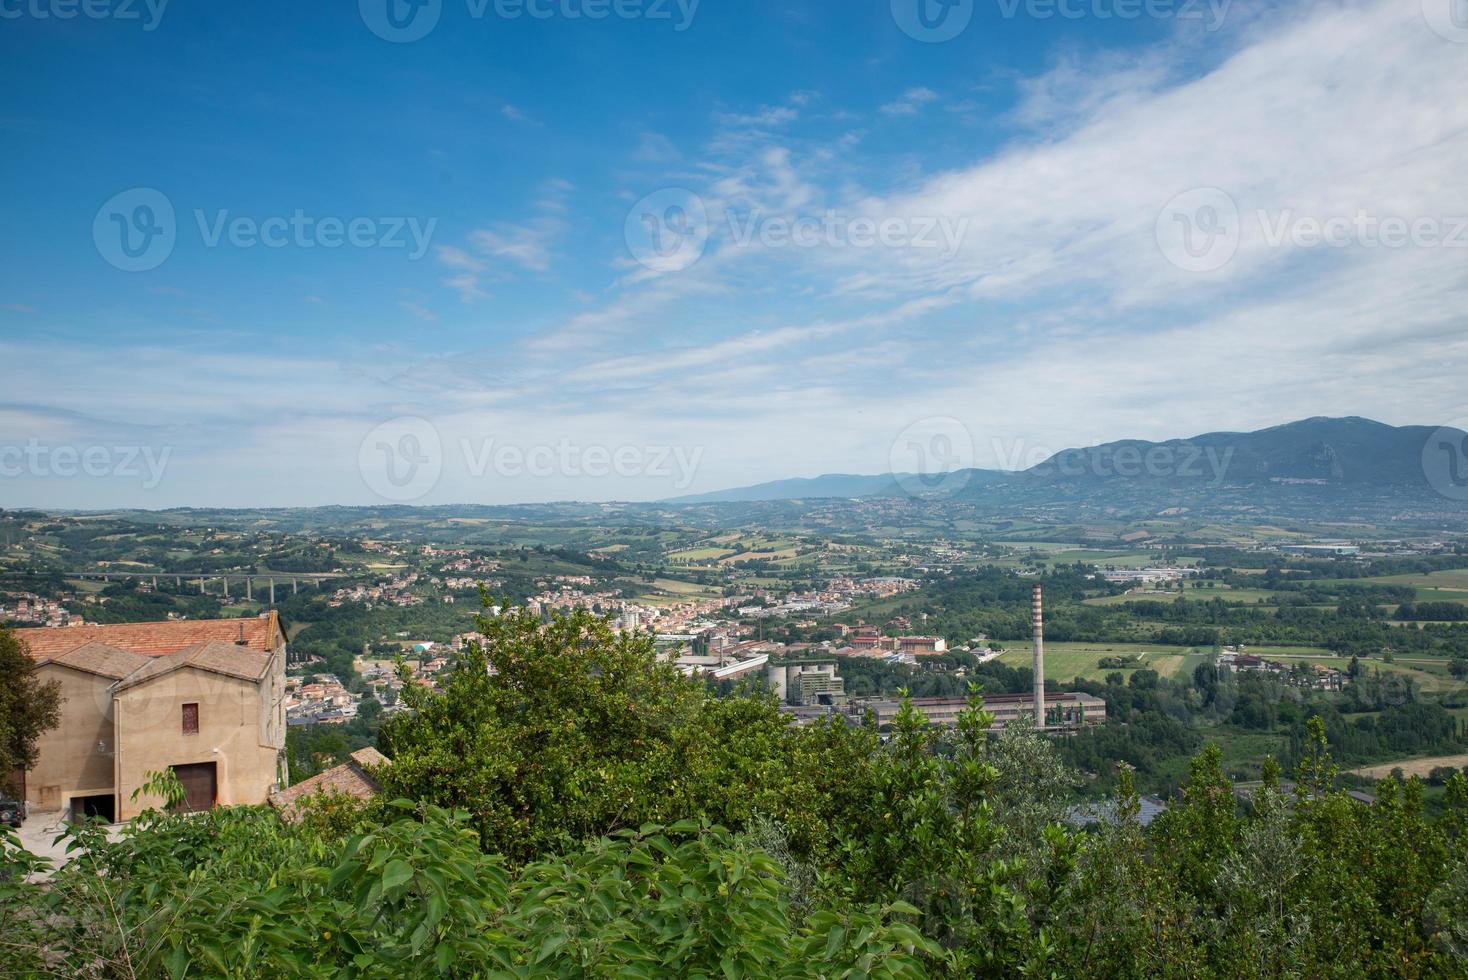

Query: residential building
left=13, top=614, right=288, bottom=821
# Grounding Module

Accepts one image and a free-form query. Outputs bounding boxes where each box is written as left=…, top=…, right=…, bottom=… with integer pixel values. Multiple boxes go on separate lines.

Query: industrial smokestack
left=1032, top=583, right=1045, bottom=729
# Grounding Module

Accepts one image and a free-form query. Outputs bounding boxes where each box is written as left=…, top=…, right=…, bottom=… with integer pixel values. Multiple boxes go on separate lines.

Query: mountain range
left=669, top=417, right=1468, bottom=510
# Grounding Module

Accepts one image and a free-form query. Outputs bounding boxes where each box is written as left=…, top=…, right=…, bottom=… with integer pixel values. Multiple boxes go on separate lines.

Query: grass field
left=1259, top=651, right=1466, bottom=696
left=1318, top=569, right=1468, bottom=602
left=1183, top=582, right=1281, bottom=602
left=647, top=578, right=711, bottom=595
left=666, top=546, right=735, bottom=562
left=635, top=578, right=721, bottom=605
left=1084, top=583, right=1283, bottom=606
left=994, top=641, right=1209, bottom=682
left=1236, top=645, right=1337, bottom=658
left=993, top=546, right=1164, bottom=569
left=720, top=548, right=800, bottom=566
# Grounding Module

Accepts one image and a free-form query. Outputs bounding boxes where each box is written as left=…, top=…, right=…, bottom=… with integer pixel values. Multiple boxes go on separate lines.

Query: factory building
left=765, top=657, right=847, bottom=706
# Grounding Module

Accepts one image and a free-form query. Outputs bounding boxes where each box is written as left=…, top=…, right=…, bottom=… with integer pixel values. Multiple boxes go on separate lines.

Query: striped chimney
left=1032, top=583, right=1045, bottom=728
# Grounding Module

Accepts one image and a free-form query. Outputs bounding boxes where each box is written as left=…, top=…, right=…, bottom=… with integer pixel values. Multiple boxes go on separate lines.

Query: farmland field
left=636, top=578, right=721, bottom=604
left=1318, top=569, right=1468, bottom=602
left=1252, top=651, right=1463, bottom=695
left=1084, top=583, right=1281, bottom=606
left=1235, top=645, right=1337, bottom=658
left=666, top=546, right=735, bottom=562
left=1348, top=754, right=1468, bottom=780
left=994, top=641, right=1209, bottom=682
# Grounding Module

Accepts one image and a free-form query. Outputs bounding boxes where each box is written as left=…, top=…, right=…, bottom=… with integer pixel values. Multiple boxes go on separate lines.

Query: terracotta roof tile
left=14, top=613, right=284, bottom=660
left=44, top=642, right=153, bottom=680
left=269, top=749, right=389, bottom=821
left=349, top=747, right=389, bottom=768
left=114, top=641, right=274, bottom=692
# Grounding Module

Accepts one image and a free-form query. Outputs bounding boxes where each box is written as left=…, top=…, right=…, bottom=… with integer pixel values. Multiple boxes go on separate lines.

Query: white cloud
left=442, top=273, right=490, bottom=304
left=879, top=86, right=939, bottom=116
left=436, top=245, right=483, bottom=272
left=468, top=221, right=559, bottom=272
left=714, top=105, right=800, bottom=128
left=14, top=0, right=1468, bottom=507
left=398, top=300, right=438, bottom=322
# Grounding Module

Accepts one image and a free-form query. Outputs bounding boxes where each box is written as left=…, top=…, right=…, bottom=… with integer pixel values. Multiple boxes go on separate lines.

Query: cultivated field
left=1348, top=754, right=1468, bottom=780
left=994, top=641, right=1208, bottom=682
left=1318, top=568, right=1468, bottom=602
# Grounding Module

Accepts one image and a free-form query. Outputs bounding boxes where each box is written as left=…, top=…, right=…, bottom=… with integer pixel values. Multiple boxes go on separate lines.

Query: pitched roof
left=13, top=612, right=284, bottom=660
left=42, top=641, right=153, bottom=680
left=114, top=641, right=275, bottom=693
left=269, top=748, right=389, bottom=820
left=349, top=747, right=389, bottom=768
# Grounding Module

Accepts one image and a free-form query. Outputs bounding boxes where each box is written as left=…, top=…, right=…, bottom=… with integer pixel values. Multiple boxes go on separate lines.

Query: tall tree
left=0, top=628, right=61, bottom=788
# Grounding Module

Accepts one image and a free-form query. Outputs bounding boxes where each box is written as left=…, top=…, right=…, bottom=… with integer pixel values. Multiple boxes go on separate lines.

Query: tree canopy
left=4, top=604, right=1468, bottom=977
left=0, top=627, right=60, bottom=787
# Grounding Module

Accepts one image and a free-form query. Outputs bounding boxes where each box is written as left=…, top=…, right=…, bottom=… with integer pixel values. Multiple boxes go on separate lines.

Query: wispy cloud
left=879, top=87, right=939, bottom=116
left=398, top=300, right=438, bottom=322
left=714, top=105, right=800, bottom=128
left=13, top=0, right=1468, bottom=507
left=435, top=180, right=575, bottom=299
left=442, top=273, right=490, bottom=304
left=468, top=220, right=559, bottom=272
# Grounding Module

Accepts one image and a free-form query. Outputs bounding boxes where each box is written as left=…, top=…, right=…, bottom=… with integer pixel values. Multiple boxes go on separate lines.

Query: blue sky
left=2, top=0, right=1467, bottom=507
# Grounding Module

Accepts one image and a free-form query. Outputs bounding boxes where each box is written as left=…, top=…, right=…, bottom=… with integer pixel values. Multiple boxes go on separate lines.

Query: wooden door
left=171, top=763, right=217, bottom=812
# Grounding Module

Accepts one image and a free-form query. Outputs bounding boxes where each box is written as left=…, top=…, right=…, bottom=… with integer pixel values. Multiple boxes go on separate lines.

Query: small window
left=182, top=703, right=199, bottom=735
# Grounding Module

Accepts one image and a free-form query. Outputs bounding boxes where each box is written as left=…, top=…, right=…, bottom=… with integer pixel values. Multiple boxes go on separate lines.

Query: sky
left=2, top=0, right=1467, bottom=507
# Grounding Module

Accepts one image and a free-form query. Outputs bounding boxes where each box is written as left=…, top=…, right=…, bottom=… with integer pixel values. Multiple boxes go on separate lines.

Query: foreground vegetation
left=4, top=604, right=1468, bottom=977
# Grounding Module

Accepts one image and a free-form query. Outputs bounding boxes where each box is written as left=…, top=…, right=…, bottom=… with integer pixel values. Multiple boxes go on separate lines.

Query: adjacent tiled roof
left=13, top=612, right=284, bottom=660
left=349, top=747, right=389, bottom=768
left=269, top=747, right=389, bottom=820
left=42, top=641, right=153, bottom=680
left=114, top=641, right=275, bottom=692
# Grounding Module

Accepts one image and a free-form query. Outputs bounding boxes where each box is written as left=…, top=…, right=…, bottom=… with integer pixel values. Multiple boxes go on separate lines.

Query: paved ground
left=11, top=809, right=122, bottom=877
left=14, top=809, right=74, bottom=872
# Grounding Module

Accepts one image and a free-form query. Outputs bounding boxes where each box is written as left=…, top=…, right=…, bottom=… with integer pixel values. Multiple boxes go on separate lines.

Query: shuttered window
left=182, top=702, right=199, bottom=735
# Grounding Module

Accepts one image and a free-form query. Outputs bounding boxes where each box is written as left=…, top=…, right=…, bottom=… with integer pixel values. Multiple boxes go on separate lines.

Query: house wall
left=25, top=664, right=118, bottom=811
left=113, top=664, right=282, bottom=820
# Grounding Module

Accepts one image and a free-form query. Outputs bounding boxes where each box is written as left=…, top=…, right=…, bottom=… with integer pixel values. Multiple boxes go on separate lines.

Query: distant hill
left=669, top=418, right=1467, bottom=508
left=667, top=473, right=908, bottom=503
left=1023, top=417, right=1450, bottom=488
left=668, top=468, right=1015, bottom=504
